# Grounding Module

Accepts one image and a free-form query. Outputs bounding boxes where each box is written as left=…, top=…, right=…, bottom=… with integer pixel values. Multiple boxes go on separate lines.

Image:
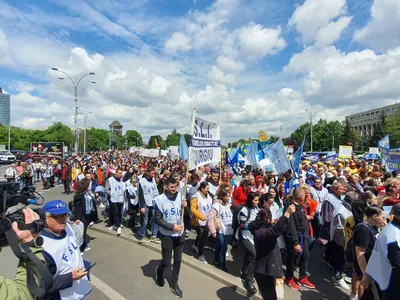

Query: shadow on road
left=216, top=287, right=249, bottom=299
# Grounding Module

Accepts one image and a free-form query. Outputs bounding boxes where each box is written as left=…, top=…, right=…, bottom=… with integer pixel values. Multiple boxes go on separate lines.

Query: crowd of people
left=8, top=151, right=400, bottom=300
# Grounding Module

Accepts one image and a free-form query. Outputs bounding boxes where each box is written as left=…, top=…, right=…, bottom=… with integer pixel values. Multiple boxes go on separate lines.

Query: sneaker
left=198, top=255, right=208, bottom=264
left=150, top=236, right=161, bottom=244
left=155, top=266, right=164, bottom=287
left=84, top=247, right=91, bottom=252
left=108, top=226, right=116, bottom=230
left=89, top=221, right=94, bottom=227
left=349, top=293, right=358, bottom=300
left=344, top=276, right=352, bottom=284
left=136, top=236, right=148, bottom=244
left=192, top=244, right=198, bottom=253
left=333, top=277, right=350, bottom=290
left=285, top=278, right=301, bottom=291
left=117, top=227, right=122, bottom=236
left=244, top=279, right=257, bottom=295
left=170, top=283, right=183, bottom=298
left=297, top=276, right=316, bottom=289
left=225, top=251, right=229, bottom=257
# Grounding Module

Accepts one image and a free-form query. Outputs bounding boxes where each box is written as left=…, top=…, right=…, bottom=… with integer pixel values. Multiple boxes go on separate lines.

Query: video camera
left=0, top=182, right=45, bottom=247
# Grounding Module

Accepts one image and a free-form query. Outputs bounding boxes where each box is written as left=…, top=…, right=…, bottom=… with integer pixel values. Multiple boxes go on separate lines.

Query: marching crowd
left=8, top=151, right=400, bottom=300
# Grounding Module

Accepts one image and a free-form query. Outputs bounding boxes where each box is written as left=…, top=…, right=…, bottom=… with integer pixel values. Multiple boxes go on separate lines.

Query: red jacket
left=233, top=186, right=250, bottom=206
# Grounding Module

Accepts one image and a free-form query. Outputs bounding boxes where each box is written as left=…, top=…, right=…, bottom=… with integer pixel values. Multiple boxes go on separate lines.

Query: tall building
left=0, top=88, right=10, bottom=126
left=345, top=103, right=400, bottom=139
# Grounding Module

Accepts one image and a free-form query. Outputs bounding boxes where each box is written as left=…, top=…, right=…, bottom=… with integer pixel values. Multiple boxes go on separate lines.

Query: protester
left=238, top=192, right=260, bottom=295
left=191, top=181, right=213, bottom=263
left=154, top=177, right=187, bottom=298
left=137, top=165, right=160, bottom=243
left=284, top=187, right=315, bottom=291
left=106, top=168, right=126, bottom=236
left=250, top=204, right=296, bottom=300
left=366, top=203, right=400, bottom=300
left=208, top=189, right=233, bottom=272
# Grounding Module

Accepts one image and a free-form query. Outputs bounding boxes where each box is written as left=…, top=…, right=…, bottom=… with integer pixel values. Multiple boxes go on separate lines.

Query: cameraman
left=0, top=207, right=45, bottom=299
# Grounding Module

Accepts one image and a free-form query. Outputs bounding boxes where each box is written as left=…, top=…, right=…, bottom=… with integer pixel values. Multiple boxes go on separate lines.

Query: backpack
left=345, top=223, right=374, bottom=264
left=232, top=205, right=251, bottom=238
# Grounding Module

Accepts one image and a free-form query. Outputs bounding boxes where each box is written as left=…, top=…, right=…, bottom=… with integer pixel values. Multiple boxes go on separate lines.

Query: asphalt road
left=0, top=186, right=351, bottom=300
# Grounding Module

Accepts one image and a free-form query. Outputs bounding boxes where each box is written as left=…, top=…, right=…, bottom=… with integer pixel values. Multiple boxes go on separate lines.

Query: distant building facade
left=345, top=103, right=400, bottom=139
left=0, top=88, right=10, bottom=126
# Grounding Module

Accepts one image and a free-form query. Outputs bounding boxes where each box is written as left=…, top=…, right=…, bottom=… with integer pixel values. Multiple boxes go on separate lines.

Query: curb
left=89, top=225, right=262, bottom=300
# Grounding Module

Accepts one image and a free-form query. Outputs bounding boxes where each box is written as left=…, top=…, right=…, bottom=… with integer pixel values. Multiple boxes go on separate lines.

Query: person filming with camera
left=0, top=207, right=47, bottom=299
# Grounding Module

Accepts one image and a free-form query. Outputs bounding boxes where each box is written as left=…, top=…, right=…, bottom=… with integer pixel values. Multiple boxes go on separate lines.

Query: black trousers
left=110, top=202, right=123, bottom=228
left=331, top=240, right=345, bottom=277
left=194, top=226, right=208, bottom=256
left=286, top=238, right=310, bottom=280
left=241, top=238, right=256, bottom=280
left=63, top=180, right=71, bottom=194
left=158, top=235, right=185, bottom=285
left=255, top=273, right=277, bottom=300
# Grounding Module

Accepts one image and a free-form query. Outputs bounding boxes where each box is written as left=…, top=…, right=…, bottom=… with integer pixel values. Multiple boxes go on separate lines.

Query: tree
left=341, top=119, right=362, bottom=150
left=384, top=108, right=400, bottom=147
left=126, top=130, right=143, bottom=147
left=45, top=122, right=74, bottom=147
left=184, top=133, right=192, bottom=147
left=148, top=135, right=166, bottom=150
left=165, top=129, right=181, bottom=147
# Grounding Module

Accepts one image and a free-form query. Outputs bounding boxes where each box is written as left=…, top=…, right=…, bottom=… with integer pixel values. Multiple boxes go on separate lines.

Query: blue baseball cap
left=43, top=200, right=71, bottom=215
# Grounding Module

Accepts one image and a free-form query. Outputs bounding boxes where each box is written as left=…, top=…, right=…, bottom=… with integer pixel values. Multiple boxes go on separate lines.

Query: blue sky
left=0, top=0, right=399, bottom=143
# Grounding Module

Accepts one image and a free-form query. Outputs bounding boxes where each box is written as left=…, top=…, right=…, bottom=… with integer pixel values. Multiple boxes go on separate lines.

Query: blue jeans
left=215, top=233, right=229, bottom=270
left=138, top=206, right=158, bottom=239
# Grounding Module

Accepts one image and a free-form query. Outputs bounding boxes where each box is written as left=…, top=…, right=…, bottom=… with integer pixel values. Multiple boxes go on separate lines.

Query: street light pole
left=78, top=112, right=96, bottom=153
left=306, top=109, right=325, bottom=152
left=51, top=68, right=95, bottom=153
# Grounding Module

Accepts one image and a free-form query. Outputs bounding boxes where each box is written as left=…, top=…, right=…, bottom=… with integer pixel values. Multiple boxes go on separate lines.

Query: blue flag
left=246, top=142, right=259, bottom=168
left=267, top=139, right=292, bottom=174
left=291, top=137, right=305, bottom=173
left=178, top=135, right=189, bottom=161
left=230, top=143, right=241, bottom=166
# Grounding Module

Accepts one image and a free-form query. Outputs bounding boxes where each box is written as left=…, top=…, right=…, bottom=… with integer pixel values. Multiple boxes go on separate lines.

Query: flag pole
left=181, top=108, right=196, bottom=234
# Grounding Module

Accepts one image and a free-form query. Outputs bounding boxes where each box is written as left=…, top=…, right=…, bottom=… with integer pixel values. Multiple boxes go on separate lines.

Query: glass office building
left=0, top=88, right=10, bottom=126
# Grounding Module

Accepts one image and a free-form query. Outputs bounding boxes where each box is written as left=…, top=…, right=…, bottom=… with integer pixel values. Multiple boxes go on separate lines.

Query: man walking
left=105, top=168, right=126, bottom=236
left=154, top=177, right=187, bottom=298
left=137, top=165, right=160, bottom=243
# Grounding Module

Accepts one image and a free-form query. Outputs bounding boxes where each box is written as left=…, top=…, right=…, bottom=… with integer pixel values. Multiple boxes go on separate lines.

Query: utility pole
left=51, top=68, right=95, bottom=153
left=306, top=109, right=325, bottom=152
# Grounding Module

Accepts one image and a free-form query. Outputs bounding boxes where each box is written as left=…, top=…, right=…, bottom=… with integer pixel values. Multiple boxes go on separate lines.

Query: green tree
left=165, top=129, right=181, bottom=147
left=85, top=128, right=110, bottom=151
left=45, top=122, right=74, bottom=147
left=341, top=119, right=362, bottom=150
left=384, top=108, right=400, bottom=147
left=126, top=130, right=143, bottom=147
left=184, top=133, right=192, bottom=147
left=148, top=135, right=166, bottom=150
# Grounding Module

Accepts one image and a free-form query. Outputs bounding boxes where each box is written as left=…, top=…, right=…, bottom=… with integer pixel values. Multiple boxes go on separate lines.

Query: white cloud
left=164, top=32, right=192, bottom=55
left=208, top=66, right=236, bottom=87
left=315, top=17, right=352, bottom=47
left=286, top=46, right=400, bottom=108
left=289, top=0, right=347, bottom=45
left=354, top=0, right=400, bottom=51
left=216, top=56, right=245, bottom=72
left=237, top=23, right=286, bottom=57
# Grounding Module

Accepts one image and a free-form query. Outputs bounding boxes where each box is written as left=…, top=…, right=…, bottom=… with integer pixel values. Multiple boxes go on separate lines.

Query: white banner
left=188, top=110, right=221, bottom=170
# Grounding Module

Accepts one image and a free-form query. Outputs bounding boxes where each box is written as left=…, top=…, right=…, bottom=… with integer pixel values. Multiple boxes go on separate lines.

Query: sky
left=1, top=0, right=400, bottom=144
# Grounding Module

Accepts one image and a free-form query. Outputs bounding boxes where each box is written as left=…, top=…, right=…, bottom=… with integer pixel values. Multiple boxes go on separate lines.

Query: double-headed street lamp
left=78, top=111, right=97, bottom=153
left=51, top=68, right=95, bottom=153
left=305, top=109, right=325, bottom=152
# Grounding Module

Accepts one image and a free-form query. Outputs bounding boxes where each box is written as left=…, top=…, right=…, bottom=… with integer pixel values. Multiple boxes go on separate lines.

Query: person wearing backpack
left=330, top=191, right=358, bottom=290
left=4, top=163, right=17, bottom=182
left=353, top=206, right=386, bottom=300
left=207, top=189, right=233, bottom=272
left=344, top=199, right=369, bottom=300
left=238, top=192, right=260, bottom=295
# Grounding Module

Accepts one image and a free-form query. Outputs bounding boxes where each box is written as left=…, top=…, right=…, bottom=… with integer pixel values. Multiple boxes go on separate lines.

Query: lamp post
left=305, top=109, right=325, bottom=152
left=78, top=112, right=97, bottom=153
left=51, top=68, right=95, bottom=153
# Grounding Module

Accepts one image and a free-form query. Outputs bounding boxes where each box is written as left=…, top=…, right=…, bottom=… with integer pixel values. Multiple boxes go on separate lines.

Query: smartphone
left=83, top=262, right=96, bottom=272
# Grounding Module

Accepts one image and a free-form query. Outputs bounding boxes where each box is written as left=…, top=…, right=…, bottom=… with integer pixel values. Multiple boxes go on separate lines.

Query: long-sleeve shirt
left=0, top=246, right=44, bottom=300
